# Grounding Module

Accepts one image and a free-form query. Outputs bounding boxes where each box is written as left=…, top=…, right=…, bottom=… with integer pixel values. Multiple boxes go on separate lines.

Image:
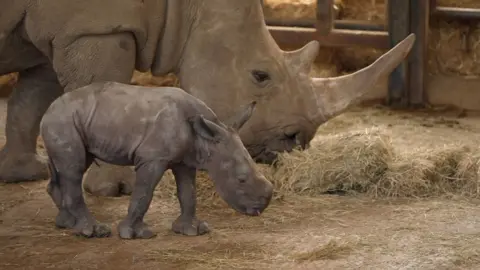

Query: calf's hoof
left=172, top=217, right=210, bottom=236
left=0, top=151, right=48, bottom=183
left=118, top=220, right=156, bottom=239
left=73, top=221, right=111, bottom=238
left=83, top=163, right=135, bottom=197
left=55, top=210, right=76, bottom=229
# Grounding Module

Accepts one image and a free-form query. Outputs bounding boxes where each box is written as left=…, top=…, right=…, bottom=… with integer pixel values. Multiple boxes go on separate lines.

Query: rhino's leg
left=0, top=64, right=63, bottom=182
left=171, top=164, right=210, bottom=236
left=117, top=162, right=167, bottom=240
left=51, top=32, right=137, bottom=197
left=52, top=151, right=111, bottom=238
left=46, top=176, right=76, bottom=229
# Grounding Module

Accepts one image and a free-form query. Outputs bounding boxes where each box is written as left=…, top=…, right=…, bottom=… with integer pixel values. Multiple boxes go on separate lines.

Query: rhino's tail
left=46, top=155, right=65, bottom=210
left=47, top=156, right=59, bottom=186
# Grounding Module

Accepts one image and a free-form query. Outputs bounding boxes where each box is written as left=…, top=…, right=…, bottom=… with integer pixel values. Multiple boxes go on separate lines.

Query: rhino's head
left=189, top=101, right=273, bottom=216
left=162, top=0, right=416, bottom=164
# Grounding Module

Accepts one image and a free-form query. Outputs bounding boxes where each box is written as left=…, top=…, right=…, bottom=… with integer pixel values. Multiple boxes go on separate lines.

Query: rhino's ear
left=226, top=101, right=257, bottom=131
left=189, top=115, right=223, bottom=143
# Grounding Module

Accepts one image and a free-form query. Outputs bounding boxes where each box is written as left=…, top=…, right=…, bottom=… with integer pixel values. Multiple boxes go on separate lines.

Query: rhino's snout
left=244, top=180, right=273, bottom=216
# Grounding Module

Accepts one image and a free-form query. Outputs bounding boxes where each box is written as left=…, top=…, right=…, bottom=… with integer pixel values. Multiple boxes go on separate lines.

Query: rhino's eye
left=251, top=70, right=271, bottom=84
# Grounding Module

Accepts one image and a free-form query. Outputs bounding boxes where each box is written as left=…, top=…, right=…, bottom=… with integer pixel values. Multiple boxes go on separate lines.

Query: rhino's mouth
left=252, top=150, right=278, bottom=165
left=247, top=141, right=309, bottom=165
left=231, top=204, right=265, bottom=216
left=246, top=130, right=312, bottom=165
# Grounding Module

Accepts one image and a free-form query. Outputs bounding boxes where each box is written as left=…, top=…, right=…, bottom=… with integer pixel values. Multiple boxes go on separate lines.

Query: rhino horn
left=225, top=101, right=257, bottom=131
left=284, top=40, right=320, bottom=74
left=310, top=33, right=416, bottom=123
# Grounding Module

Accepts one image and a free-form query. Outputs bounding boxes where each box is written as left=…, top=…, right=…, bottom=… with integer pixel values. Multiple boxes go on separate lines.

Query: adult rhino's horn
left=310, top=33, right=416, bottom=123
left=284, top=40, right=320, bottom=74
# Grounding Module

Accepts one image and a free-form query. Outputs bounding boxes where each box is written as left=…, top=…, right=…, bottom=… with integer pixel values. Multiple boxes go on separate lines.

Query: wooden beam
left=316, top=0, right=334, bottom=35
left=408, top=0, right=430, bottom=107
left=387, top=0, right=411, bottom=107
left=268, top=26, right=389, bottom=49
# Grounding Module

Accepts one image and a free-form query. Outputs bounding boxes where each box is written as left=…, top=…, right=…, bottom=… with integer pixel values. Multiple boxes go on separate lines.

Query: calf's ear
left=189, top=115, right=223, bottom=143
left=225, top=101, right=257, bottom=131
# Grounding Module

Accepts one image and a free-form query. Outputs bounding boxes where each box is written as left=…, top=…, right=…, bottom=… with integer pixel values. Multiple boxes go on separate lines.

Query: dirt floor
left=2, top=99, right=480, bottom=270
left=2, top=1, right=480, bottom=269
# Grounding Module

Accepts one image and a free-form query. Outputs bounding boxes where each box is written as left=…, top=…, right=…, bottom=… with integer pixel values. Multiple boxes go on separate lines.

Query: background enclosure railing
left=262, top=0, right=480, bottom=108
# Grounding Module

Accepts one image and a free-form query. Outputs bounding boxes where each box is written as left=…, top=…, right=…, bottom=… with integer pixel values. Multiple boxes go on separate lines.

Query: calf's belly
left=89, top=149, right=134, bottom=167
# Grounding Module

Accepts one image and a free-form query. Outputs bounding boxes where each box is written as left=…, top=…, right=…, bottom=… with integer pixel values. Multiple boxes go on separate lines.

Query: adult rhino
left=0, top=0, right=415, bottom=196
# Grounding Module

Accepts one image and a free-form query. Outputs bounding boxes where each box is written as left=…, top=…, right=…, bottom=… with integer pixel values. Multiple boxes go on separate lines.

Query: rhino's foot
left=172, top=216, right=210, bottom=236
left=55, top=209, right=76, bottom=229
left=73, top=219, right=111, bottom=238
left=0, top=151, right=48, bottom=183
left=118, top=220, right=156, bottom=240
left=83, top=163, right=135, bottom=197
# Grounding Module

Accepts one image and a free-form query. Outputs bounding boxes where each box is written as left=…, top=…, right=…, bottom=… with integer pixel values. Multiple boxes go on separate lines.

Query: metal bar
left=387, top=0, right=410, bottom=107
left=334, top=20, right=386, bottom=31
left=267, top=26, right=389, bottom=49
left=316, top=0, right=334, bottom=35
left=316, top=29, right=389, bottom=48
left=265, top=19, right=386, bottom=31
left=433, top=6, right=480, bottom=20
left=408, top=0, right=429, bottom=107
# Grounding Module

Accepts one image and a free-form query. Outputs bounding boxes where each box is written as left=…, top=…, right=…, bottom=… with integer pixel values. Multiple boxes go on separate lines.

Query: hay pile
left=271, top=128, right=392, bottom=196
left=156, top=126, right=480, bottom=202
left=268, top=127, right=480, bottom=198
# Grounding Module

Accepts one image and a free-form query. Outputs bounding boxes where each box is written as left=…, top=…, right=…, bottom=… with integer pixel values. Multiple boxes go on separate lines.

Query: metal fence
left=263, top=0, right=480, bottom=108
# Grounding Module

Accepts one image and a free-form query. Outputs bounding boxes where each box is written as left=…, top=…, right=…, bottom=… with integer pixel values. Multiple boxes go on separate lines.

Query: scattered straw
left=291, top=239, right=356, bottom=261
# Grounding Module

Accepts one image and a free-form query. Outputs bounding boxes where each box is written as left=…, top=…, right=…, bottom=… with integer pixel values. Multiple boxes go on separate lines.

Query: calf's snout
left=245, top=178, right=273, bottom=216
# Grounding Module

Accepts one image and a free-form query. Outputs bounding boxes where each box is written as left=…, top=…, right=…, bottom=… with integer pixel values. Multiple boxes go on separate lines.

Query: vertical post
left=408, top=0, right=429, bottom=107
left=316, top=0, right=334, bottom=35
left=387, top=0, right=410, bottom=107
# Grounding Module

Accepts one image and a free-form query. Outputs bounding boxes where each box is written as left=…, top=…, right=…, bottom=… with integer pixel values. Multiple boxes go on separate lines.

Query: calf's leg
left=51, top=32, right=138, bottom=197
left=49, top=152, right=110, bottom=238
left=46, top=158, right=76, bottom=229
left=171, top=164, right=210, bottom=236
left=117, top=161, right=167, bottom=239
left=0, top=64, right=63, bottom=182
left=43, top=124, right=110, bottom=238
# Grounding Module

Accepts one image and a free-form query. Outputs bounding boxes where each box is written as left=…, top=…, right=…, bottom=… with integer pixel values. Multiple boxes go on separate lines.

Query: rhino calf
left=40, top=81, right=273, bottom=239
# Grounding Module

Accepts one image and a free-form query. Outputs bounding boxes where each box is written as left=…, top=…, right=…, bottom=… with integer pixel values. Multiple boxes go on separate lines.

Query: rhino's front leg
left=117, top=162, right=167, bottom=239
left=51, top=32, right=138, bottom=197
left=171, top=164, right=210, bottom=236
left=0, top=64, right=63, bottom=182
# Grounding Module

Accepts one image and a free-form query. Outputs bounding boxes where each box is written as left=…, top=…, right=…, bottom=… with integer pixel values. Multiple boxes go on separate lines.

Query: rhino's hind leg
left=45, top=132, right=111, bottom=238
left=58, top=168, right=111, bottom=238
left=171, top=164, right=210, bottom=236
left=46, top=178, right=75, bottom=229
left=118, top=162, right=167, bottom=239
left=56, top=158, right=111, bottom=238
left=0, top=64, right=63, bottom=182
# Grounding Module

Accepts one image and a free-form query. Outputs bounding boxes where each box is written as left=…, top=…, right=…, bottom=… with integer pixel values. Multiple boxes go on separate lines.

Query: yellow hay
left=268, top=127, right=480, bottom=199
left=270, top=127, right=394, bottom=196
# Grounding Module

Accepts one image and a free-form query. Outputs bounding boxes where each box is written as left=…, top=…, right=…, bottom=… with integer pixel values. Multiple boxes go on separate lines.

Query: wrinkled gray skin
left=0, top=0, right=416, bottom=197
left=40, top=81, right=273, bottom=239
